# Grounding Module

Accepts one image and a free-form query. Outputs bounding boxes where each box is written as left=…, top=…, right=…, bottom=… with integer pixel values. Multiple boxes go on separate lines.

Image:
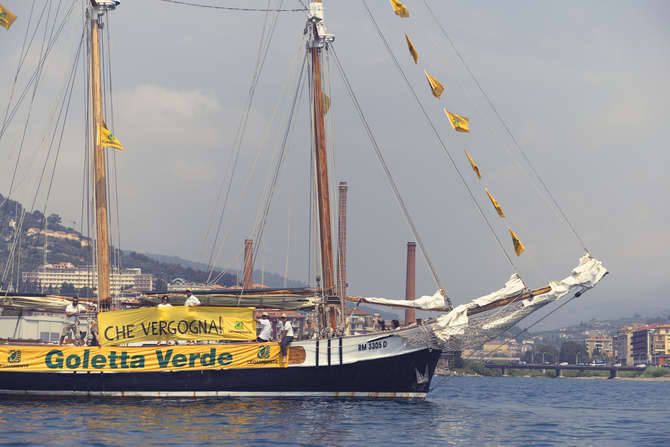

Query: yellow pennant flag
left=486, top=188, right=505, bottom=218
left=97, top=121, right=124, bottom=150
left=444, top=109, right=469, bottom=132
left=509, top=228, right=525, bottom=256
left=425, top=71, right=444, bottom=98
left=389, top=0, right=409, bottom=18
left=465, top=150, right=481, bottom=179
left=323, top=93, right=330, bottom=115
left=405, top=33, right=418, bottom=64
left=0, top=3, right=17, bottom=30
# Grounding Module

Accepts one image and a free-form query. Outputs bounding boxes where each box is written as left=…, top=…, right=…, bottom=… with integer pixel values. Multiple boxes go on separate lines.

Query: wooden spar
left=90, top=11, right=111, bottom=309
left=309, top=0, right=336, bottom=330
left=404, top=242, right=416, bottom=325
left=346, top=286, right=553, bottom=314
left=243, top=239, right=253, bottom=289
left=336, top=182, right=348, bottom=327
left=466, top=286, right=552, bottom=316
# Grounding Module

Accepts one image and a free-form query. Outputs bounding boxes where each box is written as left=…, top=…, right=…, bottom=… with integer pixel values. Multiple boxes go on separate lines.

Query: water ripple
left=1, top=377, right=669, bottom=446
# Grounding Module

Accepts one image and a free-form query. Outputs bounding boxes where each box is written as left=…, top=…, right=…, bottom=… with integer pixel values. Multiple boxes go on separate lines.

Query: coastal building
left=585, top=336, right=613, bottom=358
left=651, top=324, right=670, bottom=366
left=22, top=263, right=153, bottom=296
left=631, top=325, right=659, bottom=366
left=346, top=308, right=375, bottom=334
left=25, top=227, right=90, bottom=247
left=613, top=327, right=634, bottom=366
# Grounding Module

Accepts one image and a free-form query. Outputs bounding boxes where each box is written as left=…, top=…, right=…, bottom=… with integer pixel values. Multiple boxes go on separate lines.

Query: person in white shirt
left=257, top=312, right=272, bottom=342
left=184, top=290, right=200, bottom=307
left=158, top=295, right=172, bottom=308
left=279, top=313, right=294, bottom=363
left=60, top=298, right=87, bottom=345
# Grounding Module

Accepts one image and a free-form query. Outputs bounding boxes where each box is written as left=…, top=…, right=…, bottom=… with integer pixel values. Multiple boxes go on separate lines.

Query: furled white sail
left=432, top=254, right=608, bottom=343
left=351, top=289, right=449, bottom=311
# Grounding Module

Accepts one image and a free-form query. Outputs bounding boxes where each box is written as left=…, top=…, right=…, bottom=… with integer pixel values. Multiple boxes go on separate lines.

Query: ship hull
left=0, top=348, right=440, bottom=399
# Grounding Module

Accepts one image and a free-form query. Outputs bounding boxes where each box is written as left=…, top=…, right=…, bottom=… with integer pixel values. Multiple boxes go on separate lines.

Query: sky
left=1, top=0, right=669, bottom=329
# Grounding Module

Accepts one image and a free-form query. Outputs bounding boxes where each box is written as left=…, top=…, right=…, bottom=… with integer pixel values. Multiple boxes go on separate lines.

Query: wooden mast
left=308, top=1, right=337, bottom=330
left=89, top=1, right=117, bottom=308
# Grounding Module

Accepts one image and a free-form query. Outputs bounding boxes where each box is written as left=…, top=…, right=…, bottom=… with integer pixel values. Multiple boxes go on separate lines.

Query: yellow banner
left=98, top=306, right=256, bottom=346
left=0, top=343, right=282, bottom=372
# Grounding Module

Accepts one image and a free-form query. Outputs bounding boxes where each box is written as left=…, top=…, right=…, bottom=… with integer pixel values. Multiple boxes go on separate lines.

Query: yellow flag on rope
left=97, top=121, right=124, bottom=151
left=389, top=0, right=409, bottom=18
left=485, top=188, right=505, bottom=218
left=425, top=71, right=444, bottom=98
left=465, top=150, right=481, bottom=179
left=444, top=109, right=469, bottom=133
left=405, top=33, right=418, bottom=64
left=0, top=3, right=17, bottom=30
left=509, top=228, right=525, bottom=256
left=323, top=93, right=331, bottom=115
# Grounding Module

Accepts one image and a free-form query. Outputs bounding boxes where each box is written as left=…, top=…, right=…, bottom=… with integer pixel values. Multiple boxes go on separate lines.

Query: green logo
left=8, top=350, right=21, bottom=363
left=257, top=345, right=270, bottom=359
left=234, top=321, right=245, bottom=331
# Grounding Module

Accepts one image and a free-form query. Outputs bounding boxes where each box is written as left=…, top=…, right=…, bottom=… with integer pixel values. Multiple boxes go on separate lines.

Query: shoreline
left=437, top=372, right=670, bottom=381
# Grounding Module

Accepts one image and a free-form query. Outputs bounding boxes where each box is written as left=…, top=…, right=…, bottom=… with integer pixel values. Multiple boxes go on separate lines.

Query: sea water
left=0, top=377, right=667, bottom=446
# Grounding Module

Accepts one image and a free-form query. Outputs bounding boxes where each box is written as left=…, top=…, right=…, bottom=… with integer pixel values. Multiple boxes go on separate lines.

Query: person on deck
left=257, top=312, right=272, bottom=343
left=279, top=313, right=294, bottom=363
left=59, top=298, right=86, bottom=345
left=184, top=290, right=200, bottom=307
left=158, top=295, right=172, bottom=308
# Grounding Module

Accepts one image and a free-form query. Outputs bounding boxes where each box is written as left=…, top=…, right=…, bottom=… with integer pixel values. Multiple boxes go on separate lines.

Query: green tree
left=47, top=213, right=62, bottom=226
left=560, top=341, right=588, bottom=364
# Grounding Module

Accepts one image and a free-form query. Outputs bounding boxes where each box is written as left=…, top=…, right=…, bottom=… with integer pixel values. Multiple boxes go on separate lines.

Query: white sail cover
left=354, top=289, right=449, bottom=311
left=432, top=254, right=607, bottom=343
left=433, top=273, right=527, bottom=338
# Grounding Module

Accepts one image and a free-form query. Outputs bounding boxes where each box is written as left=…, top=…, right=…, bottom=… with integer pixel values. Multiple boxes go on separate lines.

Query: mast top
left=306, top=2, right=334, bottom=48
left=90, top=0, right=119, bottom=16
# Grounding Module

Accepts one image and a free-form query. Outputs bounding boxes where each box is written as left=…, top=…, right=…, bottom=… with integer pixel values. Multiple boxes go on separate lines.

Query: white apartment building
left=22, top=263, right=153, bottom=295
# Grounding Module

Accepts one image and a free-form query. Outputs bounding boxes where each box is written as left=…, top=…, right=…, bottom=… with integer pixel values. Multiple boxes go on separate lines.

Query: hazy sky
left=1, top=1, right=669, bottom=328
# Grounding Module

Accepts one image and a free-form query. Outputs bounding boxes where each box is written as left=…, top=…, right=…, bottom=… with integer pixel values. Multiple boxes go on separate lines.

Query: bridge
left=484, top=362, right=643, bottom=379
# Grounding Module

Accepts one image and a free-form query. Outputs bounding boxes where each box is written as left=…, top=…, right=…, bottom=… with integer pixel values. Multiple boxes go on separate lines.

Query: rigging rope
left=330, top=45, right=451, bottom=306
left=206, top=39, right=306, bottom=285
left=0, top=0, right=78, bottom=213
left=0, top=0, right=77, bottom=144
left=0, top=1, right=37, bottom=150
left=251, top=52, right=308, bottom=276
left=422, top=0, right=589, bottom=254
left=1, top=6, right=82, bottom=289
left=204, top=1, right=283, bottom=282
left=104, top=11, right=123, bottom=275
left=360, top=0, right=517, bottom=276
left=157, top=0, right=306, bottom=13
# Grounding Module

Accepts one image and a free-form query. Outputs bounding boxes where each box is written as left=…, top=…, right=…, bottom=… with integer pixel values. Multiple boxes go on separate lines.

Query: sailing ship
left=0, top=0, right=606, bottom=399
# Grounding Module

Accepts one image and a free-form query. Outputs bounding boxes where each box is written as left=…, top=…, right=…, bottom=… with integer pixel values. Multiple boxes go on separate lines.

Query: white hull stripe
left=0, top=389, right=427, bottom=399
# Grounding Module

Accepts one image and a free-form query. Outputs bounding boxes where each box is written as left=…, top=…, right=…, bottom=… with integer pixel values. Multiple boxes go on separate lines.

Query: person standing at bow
left=257, top=312, right=272, bottom=343
left=279, top=314, right=294, bottom=364
left=60, top=298, right=87, bottom=346
left=184, top=290, right=200, bottom=307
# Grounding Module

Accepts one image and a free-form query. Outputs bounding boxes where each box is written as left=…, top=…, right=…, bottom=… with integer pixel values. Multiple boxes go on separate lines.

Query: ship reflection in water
left=1, top=377, right=668, bottom=446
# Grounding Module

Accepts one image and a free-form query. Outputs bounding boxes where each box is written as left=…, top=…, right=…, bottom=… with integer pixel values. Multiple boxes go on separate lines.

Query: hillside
left=0, top=193, right=301, bottom=292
